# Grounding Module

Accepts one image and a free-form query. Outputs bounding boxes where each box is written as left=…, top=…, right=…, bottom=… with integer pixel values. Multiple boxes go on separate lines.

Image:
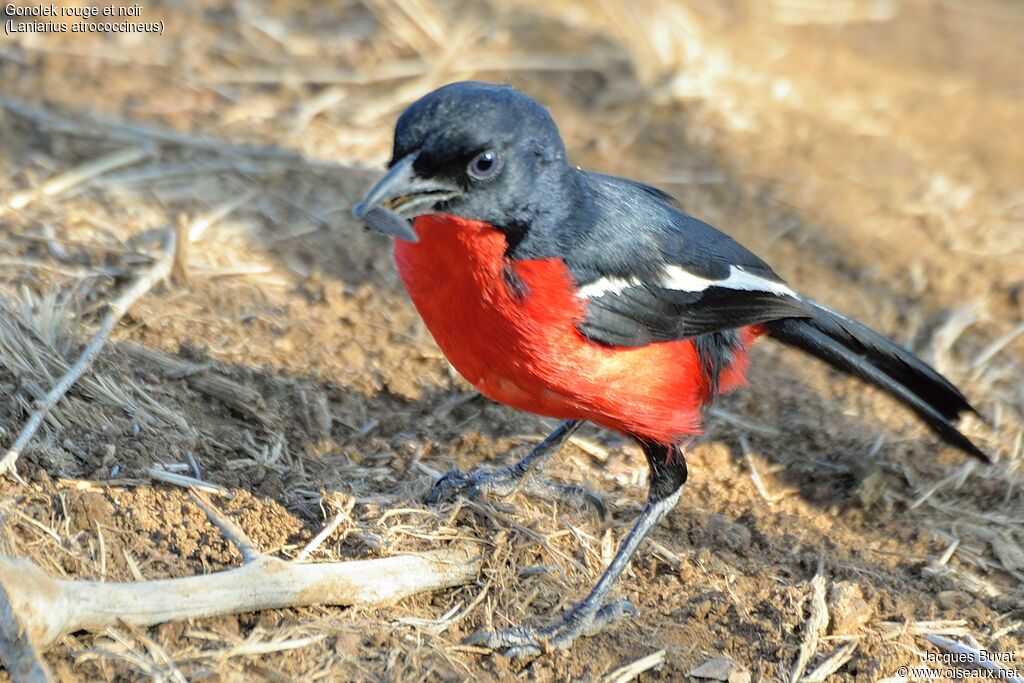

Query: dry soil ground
left=1, top=0, right=1023, bottom=681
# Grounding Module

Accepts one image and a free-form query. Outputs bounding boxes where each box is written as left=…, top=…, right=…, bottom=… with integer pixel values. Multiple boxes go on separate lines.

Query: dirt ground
left=1, top=0, right=1023, bottom=680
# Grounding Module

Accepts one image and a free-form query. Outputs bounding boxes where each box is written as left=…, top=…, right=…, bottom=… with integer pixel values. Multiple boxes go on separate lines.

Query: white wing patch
left=715, top=266, right=797, bottom=296
left=578, top=265, right=796, bottom=300
left=576, top=276, right=637, bottom=298
left=661, top=266, right=718, bottom=292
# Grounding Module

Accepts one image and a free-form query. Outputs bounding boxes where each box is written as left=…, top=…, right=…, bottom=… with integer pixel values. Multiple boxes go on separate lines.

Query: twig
left=6, top=146, right=150, bottom=210
left=226, top=634, right=326, bottom=657
left=745, top=451, right=775, bottom=502
left=790, top=573, right=829, bottom=683
left=296, top=511, right=348, bottom=562
left=190, top=490, right=260, bottom=564
left=741, top=435, right=786, bottom=503
left=879, top=619, right=969, bottom=637
left=0, top=257, right=121, bottom=279
left=396, top=581, right=490, bottom=636
left=187, top=190, right=258, bottom=242
left=801, top=642, right=857, bottom=682
left=971, top=321, right=1024, bottom=374
left=186, top=452, right=201, bottom=479
left=708, top=407, right=780, bottom=435
left=603, top=649, right=666, bottom=683
left=569, top=435, right=611, bottom=461
left=924, top=634, right=1024, bottom=683
left=0, top=228, right=176, bottom=478
left=645, top=538, right=682, bottom=569
left=146, top=466, right=229, bottom=497
left=0, top=546, right=481, bottom=651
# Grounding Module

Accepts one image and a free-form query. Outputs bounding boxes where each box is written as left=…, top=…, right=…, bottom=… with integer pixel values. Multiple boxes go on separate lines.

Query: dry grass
left=1, top=0, right=1022, bottom=680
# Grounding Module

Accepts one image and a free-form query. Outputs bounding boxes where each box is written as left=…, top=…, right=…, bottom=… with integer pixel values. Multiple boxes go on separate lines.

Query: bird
left=352, top=81, right=987, bottom=658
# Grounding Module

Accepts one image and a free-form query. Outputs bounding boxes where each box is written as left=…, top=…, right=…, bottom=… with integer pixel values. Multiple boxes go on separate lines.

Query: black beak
left=352, top=154, right=459, bottom=243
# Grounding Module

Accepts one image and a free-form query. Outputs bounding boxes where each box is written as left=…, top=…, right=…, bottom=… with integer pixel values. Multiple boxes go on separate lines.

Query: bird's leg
left=466, top=441, right=688, bottom=658
left=427, top=420, right=604, bottom=516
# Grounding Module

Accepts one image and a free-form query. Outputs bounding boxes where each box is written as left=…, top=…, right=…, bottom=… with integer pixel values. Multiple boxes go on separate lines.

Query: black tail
left=765, top=300, right=988, bottom=462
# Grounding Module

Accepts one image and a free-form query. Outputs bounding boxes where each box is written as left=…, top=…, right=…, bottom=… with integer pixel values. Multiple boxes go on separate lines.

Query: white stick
left=6, top=146, right=150, bottom=210
left=187, top=190, right=257, bottom=242
left=295, top=511, right=348, bottom=562
left=0, top=229, right=176, bottom=478
left=146, top=467, right=230, bottom=496
left=972, top=321, right=1024, bottom=373
left=190, top=490, right=260, bottom=564
left=0, top=546, right=480, bottom=651
left=801, top=642, right=857, bottom=682
left=603, top=649, right=666, bottom=683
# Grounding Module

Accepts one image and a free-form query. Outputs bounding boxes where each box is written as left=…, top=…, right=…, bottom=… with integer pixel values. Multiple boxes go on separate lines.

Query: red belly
left=393, top=215, right=754, bottom=443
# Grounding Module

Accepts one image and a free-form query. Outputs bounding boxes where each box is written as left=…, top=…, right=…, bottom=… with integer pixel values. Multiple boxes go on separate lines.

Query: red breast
left=394, top=214, right=754, bottom=443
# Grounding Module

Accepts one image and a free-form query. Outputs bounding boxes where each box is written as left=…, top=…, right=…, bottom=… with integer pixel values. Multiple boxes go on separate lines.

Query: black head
left=353, top=82, right=573, bottom=243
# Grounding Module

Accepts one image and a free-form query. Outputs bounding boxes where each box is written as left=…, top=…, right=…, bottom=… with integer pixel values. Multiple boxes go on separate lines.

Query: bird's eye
left=468, top=150, right=499, bottom=179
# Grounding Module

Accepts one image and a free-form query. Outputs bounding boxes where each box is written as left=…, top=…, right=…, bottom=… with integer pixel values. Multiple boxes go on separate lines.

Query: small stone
left=689, top=656, right=736, bottom=681
left=705, top=514, right=752, bottom=555
left=829, top=582, right=872, bottom=634
left=937, top=590, right=972, bottom=610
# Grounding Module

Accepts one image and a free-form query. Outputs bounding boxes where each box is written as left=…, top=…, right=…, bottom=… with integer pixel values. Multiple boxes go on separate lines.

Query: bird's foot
left=465, top=599, right=637, bottom=658
left=426, top=466, right=606, bottom=519
left=425, top=465, right=522, bottom=504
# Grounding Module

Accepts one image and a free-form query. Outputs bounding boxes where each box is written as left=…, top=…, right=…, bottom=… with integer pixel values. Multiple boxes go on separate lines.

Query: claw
left=425, top=466, right=508, bottom=505
left=425, top=468, right=474, bottom=505
left=463, top=599, right=637, bottom=658
left=586, top=599, right=636, bottom=636
left=503, top=644, right=542, bottom=659
left=423, top=420, right=604, bottom=517
left=426, top=466, right=607, bottom=521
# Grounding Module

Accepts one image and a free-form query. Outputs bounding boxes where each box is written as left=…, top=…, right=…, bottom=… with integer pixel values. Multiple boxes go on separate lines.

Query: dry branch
left=0, top=229, right=176, bottom=478
left=296, top=511, right=348, bottom=562
left=0, top=488, right=481, bottom=677
left=6, top=145, right=151, bottom=211
left=0, top=577, right=53, bottom=683
left=0, top=546, right=480, bottom=652
left=790, top=573, right=829, bottom=683
left=801, top=642, right=857, bottom=682
left=190, top=490, right=260, bottom=564
left=603, top=649, right=666, bottom=683
left=146, top=466, right=230, bottom=496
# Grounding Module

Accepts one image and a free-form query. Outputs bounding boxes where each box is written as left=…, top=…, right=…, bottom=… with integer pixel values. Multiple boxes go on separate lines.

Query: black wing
left=568, top=173, right=812, bottom=347
left=576, top=268, right=812, bottom=347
